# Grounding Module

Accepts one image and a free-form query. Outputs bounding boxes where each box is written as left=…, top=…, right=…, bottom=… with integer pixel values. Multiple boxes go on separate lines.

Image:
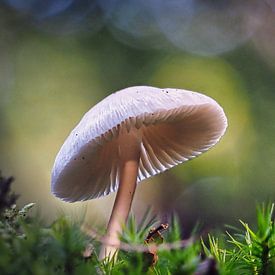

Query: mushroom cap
left=51, top=86, right=227, bottom=202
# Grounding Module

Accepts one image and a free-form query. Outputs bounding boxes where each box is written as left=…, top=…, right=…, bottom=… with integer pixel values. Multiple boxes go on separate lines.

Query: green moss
left=0, top=174, right=274, bottom=274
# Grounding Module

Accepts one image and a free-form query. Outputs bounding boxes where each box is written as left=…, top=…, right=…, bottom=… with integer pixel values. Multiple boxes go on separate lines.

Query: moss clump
left=0, top=173, right=274, bottom=274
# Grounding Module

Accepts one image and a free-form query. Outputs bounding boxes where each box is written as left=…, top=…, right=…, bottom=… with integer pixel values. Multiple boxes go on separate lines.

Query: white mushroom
left=51, top=86, right=228, bottom=260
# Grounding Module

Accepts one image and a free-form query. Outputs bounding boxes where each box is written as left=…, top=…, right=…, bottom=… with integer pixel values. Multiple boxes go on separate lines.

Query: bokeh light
left=0, top=1, right=274, bottom=232
left=153, top=0, right=267, bottom=56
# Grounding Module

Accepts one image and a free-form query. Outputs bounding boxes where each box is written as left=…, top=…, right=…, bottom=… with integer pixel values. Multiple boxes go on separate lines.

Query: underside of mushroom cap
left=51, top=86, right=227, bottom=202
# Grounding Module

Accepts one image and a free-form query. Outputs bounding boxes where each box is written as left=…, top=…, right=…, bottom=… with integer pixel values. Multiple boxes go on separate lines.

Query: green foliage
left=202, top=203, right=275, bottom=275
left=0, top=205, right=100, bottom=275
left=0, top=174, right=274, bottom=274
left=155, top=216, right=201, bottom=275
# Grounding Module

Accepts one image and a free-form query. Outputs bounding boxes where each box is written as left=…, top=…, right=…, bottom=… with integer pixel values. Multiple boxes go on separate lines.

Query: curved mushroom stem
left=99, top=129, right=141, bottom=261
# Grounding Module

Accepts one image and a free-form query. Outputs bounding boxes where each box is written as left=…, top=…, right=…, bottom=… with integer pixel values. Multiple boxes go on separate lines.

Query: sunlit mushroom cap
left=51, top=86, right=227, bottom=202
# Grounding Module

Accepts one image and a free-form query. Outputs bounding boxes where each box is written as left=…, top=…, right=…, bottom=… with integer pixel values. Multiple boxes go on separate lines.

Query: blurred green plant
left=0, top=173, right=18, bottom=214
left=0, top=173, right=274, bottom=274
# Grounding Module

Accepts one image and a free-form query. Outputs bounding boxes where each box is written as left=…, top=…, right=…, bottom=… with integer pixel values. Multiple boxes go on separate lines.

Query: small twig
left=82, top=224, right=192, bottom=254
left=144, top=223, right=169, bottom=244
left=144, top=223, right=170, bottom=267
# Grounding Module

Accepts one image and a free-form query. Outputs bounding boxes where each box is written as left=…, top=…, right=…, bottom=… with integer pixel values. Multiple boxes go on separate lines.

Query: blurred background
left=0, top=0, right=274, bottom=235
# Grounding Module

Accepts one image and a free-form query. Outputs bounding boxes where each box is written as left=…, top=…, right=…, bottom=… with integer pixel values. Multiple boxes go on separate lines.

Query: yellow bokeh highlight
left=150, top=55, right=255, bottom=184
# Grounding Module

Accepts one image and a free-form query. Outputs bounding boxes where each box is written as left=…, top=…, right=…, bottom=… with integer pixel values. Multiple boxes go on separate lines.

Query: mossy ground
left=0, top=174, right=274, bottom=275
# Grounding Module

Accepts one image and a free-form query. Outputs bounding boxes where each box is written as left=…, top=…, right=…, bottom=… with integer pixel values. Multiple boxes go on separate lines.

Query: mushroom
left=51, top=86, right=227, bottom=260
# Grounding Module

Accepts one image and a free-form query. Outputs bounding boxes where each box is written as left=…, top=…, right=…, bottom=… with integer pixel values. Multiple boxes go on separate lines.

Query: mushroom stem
left=99, top=130, right=141, bottom=260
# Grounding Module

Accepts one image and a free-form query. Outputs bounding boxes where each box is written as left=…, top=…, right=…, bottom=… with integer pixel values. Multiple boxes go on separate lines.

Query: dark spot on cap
left=82, top=157, right=85, bottom=160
